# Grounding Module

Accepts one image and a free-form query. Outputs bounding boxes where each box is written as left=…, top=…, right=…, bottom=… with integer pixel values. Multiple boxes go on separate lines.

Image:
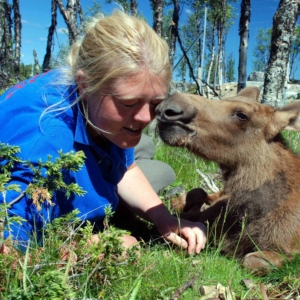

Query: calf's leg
left=179, top=199, right=228, bottom=223
left=171, top=188, right=208, bottom=212
left=242, top=251, right=286, bottom=275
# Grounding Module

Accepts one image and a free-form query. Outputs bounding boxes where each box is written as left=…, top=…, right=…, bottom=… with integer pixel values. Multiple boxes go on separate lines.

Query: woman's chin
left=113, top=135, right=142, bottom=149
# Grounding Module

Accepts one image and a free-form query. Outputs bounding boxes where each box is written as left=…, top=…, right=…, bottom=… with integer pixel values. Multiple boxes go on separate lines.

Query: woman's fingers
left=164, top=231, right=188, bottom=250
left=194, top=223, right=207, bottom=253
left=163, top=221, right=207, bottom=255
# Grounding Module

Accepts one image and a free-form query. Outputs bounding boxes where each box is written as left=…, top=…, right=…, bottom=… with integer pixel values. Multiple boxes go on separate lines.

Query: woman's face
left=85, top=71, right=167, bottom=149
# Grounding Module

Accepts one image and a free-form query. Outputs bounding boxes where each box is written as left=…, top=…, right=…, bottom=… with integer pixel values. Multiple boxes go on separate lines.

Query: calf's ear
left=237, top=86, right=260, bottom=102
left=273, top=101, right=300, bottom=133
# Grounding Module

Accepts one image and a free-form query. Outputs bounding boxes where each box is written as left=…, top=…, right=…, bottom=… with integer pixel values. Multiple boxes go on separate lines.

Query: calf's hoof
left=171, top=188, right=208, bottom=212
left=242, top=251, right=285, bottom=275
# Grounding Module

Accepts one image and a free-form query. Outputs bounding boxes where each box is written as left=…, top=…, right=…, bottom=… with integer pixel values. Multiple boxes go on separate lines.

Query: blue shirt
left=0, top=69, right=134, bottom=247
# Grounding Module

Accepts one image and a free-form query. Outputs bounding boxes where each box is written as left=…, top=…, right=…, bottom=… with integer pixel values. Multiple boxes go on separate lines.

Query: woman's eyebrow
left=113, top=94, right=166, bottom=100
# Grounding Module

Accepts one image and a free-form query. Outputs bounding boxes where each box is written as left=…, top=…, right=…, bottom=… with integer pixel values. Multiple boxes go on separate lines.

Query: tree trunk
left=213, top=52, right=218, bottom=91
left=147, top=0, right=165, bottom=139
left=33, top=49, right=40, bottom=75
left=237, top=0, right=251, bottom=93
left=262, top=0, right=300, bottom=106
left=169, top=0, right=180, bottom=68
left=130, top=0, right=138, bottom=16
left=55, top=0, right=82, bottom=46
left=216, top=0, right=226, bottom=97
left=0, top=0, right=13, bottom=89
left=43, top=0, right=57, bottom=72
left=0, top=0, right=7, bottom=72
left=151, top=0, right=164, bottom=37
left=193, top=1, right=201, bottom=75
left=217, top=20, right=223, bottom=97
left=76, top=0, right=84, bottom=25
left=206, top=19, right=217, bottom=98
left=13, top=0, right=21, bottom=81
left=5, top=1, right=12, bottom=77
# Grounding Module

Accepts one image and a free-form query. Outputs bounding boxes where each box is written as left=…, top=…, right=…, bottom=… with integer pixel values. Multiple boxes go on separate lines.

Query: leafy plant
left=0, top=142, right=86, bottom=250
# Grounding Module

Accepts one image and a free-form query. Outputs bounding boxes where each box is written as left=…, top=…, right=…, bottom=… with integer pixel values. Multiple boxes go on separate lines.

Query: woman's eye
left=120, top=101, right=138, bottom=108
left=150, top=100, right=163, bottom=107
left=150, top=102, right=159, bottom=107
left=236, top=112, right=248, bottom=122
left=123, top=103, right=135, bottom=107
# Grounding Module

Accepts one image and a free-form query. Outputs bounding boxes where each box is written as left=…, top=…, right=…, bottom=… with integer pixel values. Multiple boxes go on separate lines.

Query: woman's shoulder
left=0, top=69, right=78, bottom=160
left=0, top=68, right=76, bottom=105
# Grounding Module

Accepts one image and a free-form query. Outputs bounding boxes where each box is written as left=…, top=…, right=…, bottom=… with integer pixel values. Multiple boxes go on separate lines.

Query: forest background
left=1, top=0, right=300, bottom=104
left=20, top=1, right=299, bottom=79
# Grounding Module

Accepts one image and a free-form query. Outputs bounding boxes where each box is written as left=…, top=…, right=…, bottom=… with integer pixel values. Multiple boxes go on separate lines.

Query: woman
left=0, top=11, right=206, bottom=254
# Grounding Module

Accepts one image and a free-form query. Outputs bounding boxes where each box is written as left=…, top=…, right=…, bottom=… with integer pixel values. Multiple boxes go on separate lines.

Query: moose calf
left=155, top=87, right=300, bottom=273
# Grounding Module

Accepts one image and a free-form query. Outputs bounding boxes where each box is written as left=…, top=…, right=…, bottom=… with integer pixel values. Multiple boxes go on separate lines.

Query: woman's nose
left=134, top=103, right=154, bottom=123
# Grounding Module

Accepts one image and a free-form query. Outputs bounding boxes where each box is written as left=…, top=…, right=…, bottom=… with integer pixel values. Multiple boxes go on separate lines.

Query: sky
left=19, top=0, right=299, bottom=80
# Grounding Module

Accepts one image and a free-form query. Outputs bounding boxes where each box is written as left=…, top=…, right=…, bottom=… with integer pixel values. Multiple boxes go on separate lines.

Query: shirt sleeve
left=125, top=147, right=135, bottom=167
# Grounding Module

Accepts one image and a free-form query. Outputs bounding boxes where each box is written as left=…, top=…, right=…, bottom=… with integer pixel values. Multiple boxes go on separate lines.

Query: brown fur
left=156, top=87, right=300, bottom=274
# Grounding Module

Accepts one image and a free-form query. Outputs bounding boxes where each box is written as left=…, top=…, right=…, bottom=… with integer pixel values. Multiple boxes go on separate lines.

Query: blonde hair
left=41, top=10, right=171, bottom=135
left=67, top=10, right=171, bottom=96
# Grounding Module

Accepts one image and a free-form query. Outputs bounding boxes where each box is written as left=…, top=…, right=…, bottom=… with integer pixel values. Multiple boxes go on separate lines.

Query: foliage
left=289, top=24, right=300, bottom=81
left=225, top=52, right=236, bottom=82
left=1, top=134, right=300, bottom=298
left=84, top=0, right=102, bottom=19
left=49, top=44, right=70, bottom=69
left=252, top=27, right=272, bottom=72
left=0, top=142, right=86, bottom=245
left=104, top=0, right=132, bottom=14
left=1, top=143, right=86, bottom=204
left=25, top=150, right=86, bottom=202
left=0, top=64, right=34, bottom=96
left=179, top=1, right=204, bottom=78
left=281, top=131, right=300, bottom=153
left=0, top=206, right=139, bottom=299
left=19, top=63, right=35, bottom=80
left=0, top=143, right=139, bottom=298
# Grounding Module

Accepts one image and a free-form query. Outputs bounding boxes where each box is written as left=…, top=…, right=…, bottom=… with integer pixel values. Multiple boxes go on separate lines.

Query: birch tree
left=150, top=0, right=164, bottom=37
left=43, top=0, right=57, bottom=72
left=0, top=0, right=12, bottom=89
left=33, top=49, right=40, bottom=75
left=168, top=0, right=180, bottom=68
left=205, top=0, right=235, bottom=96
left=180, top=1, right=205, bottom=82
left=12, top=0, right=21, bottom=81
left=262, top=0, right=300, bottom=106
left=216, top=0, right=226, bottom=96
left=0, top=0, right=21, bottom=89
left=130, top=0, right=138, bottom=16
left=55, top=0, right=84, bottom=46
left=148, top=0, right=167, bottom=138
left=206, top=18, right=217, bottom=95
left=105, top=0, right=138, bottom=16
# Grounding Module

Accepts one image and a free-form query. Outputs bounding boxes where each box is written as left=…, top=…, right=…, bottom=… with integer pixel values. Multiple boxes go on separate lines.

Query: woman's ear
left=76, top=70, right=88, bottom=99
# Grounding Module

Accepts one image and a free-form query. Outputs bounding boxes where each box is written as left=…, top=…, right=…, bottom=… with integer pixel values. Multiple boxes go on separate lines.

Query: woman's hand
left=154, top=214, right=207, bottom=255
left=117, top=163, right=207, bottom=254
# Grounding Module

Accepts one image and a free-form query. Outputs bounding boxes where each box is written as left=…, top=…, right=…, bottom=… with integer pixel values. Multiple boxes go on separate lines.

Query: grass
left=1, top=132, right=300, bottom=299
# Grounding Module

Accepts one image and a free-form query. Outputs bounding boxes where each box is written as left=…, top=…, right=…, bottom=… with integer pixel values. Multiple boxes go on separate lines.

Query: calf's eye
left=236, top=112, right=248, bottom=122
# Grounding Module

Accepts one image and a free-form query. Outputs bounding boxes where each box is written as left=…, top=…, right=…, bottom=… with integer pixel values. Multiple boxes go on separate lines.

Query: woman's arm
left=117, top=162, right=207, bottom=254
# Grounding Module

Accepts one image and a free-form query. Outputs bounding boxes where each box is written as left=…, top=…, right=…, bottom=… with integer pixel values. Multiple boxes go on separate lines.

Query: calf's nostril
left=164, top=107, right=183, bottom=117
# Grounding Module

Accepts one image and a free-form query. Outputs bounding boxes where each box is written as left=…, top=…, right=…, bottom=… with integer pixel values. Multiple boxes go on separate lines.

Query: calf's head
left=155, top=87, right=300, bottom=166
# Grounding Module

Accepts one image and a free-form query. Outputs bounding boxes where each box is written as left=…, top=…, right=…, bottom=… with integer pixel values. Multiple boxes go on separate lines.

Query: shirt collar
left=73, top=103, right=118, bottom=156
left=74, top=103, right=95, bottom=146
